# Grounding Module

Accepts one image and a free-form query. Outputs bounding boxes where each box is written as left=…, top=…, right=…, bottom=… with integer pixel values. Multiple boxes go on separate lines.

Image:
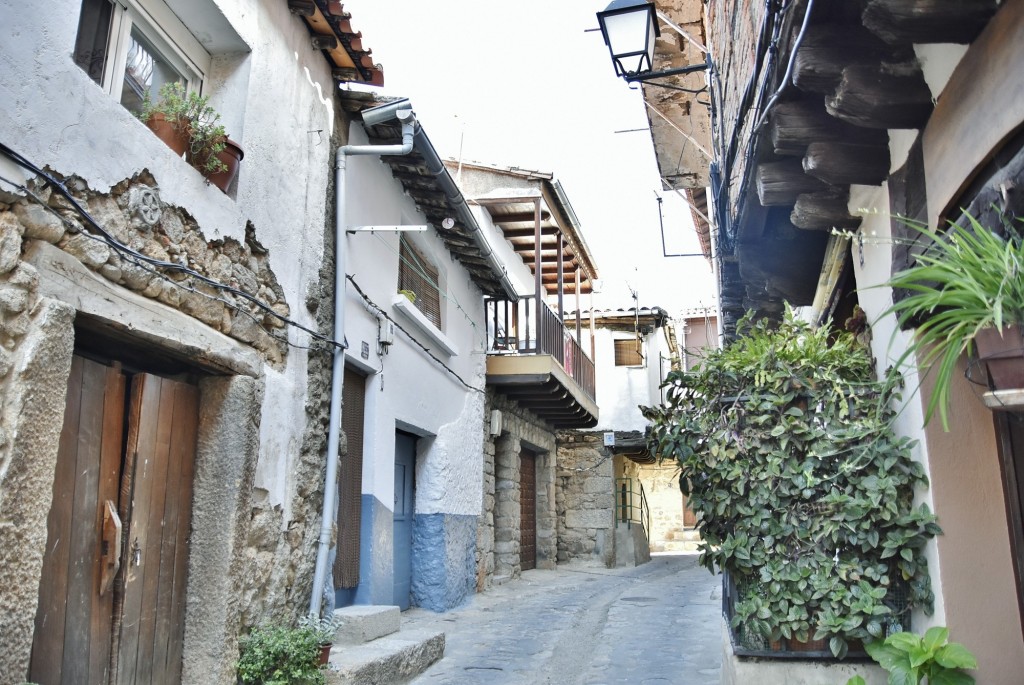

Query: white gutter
left=309, top=100, right=417, bottom=617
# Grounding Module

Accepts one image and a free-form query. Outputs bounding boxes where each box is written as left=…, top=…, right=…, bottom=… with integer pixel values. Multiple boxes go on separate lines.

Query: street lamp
left=596, top=0, right=707, bottom=83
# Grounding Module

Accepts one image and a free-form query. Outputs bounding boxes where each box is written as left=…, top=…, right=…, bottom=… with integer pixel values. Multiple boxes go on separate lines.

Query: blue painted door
left=393, top=432, right=415, bottom=610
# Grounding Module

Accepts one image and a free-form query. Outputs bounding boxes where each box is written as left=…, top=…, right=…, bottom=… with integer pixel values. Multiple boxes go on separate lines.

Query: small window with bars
left=399, top=236, right=442, bottom=329
left=614, top=338, right=644, bottom=366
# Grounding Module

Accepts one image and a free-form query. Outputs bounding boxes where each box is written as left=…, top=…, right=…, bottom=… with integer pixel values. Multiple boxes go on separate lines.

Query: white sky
left=344, top=0, right=717, bottom=316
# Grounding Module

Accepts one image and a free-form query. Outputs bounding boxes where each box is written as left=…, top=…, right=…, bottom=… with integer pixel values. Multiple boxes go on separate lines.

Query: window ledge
left=392, top=295, right=459, bottom=357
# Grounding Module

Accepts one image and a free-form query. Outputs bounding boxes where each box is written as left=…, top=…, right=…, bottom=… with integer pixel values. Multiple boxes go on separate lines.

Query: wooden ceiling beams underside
left=730, top=0, right=997, bottom=320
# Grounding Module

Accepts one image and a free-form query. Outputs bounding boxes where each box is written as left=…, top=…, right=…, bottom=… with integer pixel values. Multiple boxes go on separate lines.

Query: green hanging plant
left=643, top=308, right=941, bottom=658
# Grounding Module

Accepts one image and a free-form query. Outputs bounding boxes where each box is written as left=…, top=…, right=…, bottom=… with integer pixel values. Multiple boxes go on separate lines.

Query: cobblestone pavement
left=402, top=554, right=722, bottom=685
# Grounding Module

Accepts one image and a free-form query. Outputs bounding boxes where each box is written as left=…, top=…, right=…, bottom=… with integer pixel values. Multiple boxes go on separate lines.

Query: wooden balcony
left=485, top=296, right=598, bottom=429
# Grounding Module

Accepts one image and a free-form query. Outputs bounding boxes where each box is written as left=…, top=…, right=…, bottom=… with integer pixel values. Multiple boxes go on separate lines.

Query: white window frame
left=96, top=0, right=211, bottom=100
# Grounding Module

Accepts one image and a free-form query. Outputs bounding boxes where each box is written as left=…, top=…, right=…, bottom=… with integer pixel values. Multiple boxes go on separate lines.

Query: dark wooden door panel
left=116, top=374, right=198, bottom=685
left=520, top=451, right=537, bottom=571
left=335, top=366, right=366, bottom=589
left=31, top=356, right=125, bottom=685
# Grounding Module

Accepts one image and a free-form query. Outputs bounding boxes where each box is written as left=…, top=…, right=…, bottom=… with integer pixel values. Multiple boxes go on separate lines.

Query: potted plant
left=138, top=82, right=191, bottom=157
left=298, top=613, right=342, bottom=665
left=236, top=622, right=327, bottom=685
left=138, top=82, right=243, bottom=193
left=884, top=211, right=1024, bottom=427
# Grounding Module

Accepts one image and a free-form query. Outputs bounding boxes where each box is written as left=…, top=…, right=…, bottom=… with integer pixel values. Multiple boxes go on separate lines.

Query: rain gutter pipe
left=414, top=128, right=519, bottom=300
left=309, top=100, right=417, bottom=617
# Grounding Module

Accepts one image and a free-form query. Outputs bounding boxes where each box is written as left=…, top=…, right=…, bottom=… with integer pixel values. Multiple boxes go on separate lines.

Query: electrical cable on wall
left=346, top=273, right=484, bottom=394
left=0, top=142, right=343, bottom=352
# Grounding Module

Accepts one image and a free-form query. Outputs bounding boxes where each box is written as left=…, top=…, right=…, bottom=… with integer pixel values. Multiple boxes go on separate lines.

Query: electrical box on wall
left=604, top=431, right=615, bottom=447
left=381, top=319, right=395, bottom=345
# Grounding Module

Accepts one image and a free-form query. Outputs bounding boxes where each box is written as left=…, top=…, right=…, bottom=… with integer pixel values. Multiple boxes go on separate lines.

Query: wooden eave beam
left=803, top=141, right=891, bottom=186
left=826, top=62, right=933, bottom=130
left=769, top=101, right=888, bottom=156
left=792, top=24, right=903, bottom=94
left=862, top=0, right=999, bottom=45
left=791, top=190, right=863, bottom=231
left=756, top=160, right=832, bottom=206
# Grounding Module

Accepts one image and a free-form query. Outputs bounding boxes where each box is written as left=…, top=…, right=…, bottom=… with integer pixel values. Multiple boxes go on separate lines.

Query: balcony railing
left=615, top=477, right=650, bottom=536
left=485, top=296, right=596, bottom=401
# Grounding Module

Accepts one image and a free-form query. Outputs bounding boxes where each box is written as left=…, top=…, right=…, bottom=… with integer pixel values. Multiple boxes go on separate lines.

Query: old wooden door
left=30, top=356, right=199, bottom=685
left=520, top=450, right=537, bottom=571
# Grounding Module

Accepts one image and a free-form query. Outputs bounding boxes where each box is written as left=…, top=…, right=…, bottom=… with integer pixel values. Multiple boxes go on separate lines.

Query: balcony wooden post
left=534, top=199, right=543, bottom=351
left=574, top=269, right=582, bottom=340
left=557, top=233, right=565, bottom=320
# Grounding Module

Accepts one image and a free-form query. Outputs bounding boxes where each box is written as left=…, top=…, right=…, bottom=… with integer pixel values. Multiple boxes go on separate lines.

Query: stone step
left=333, top=605, right=401, bottom=645
left=325, top=629, right=445, bottom=685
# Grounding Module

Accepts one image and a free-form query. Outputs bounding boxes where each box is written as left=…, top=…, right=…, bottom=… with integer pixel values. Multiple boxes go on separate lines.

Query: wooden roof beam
left=863, top=0, right=999, bottom=45
left=826, top=62, right=933, bottom=130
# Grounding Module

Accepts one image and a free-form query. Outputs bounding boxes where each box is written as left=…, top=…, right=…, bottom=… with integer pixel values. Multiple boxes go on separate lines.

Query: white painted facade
left=0, top=0, right=336, bottom=522
left=342, top=123, right=489, bottom=520
left=591, top=316, right=670, bottom=432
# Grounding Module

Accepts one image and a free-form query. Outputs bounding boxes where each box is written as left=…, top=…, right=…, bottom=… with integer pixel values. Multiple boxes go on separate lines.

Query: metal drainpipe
left=309, top=105, right=417, bottom=618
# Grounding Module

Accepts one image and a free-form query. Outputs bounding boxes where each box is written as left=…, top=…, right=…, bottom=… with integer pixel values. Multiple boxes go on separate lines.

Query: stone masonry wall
left=478, top=391, right=556, bottom=589
left=6, top=172, right=290, bottom=366
left=0, top=170, right=310, bottom=668
left=556, top=431, right=615, bottom=567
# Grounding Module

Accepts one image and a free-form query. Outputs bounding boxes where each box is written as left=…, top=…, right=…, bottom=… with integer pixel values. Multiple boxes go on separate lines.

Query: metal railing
left=615, top=477, right=650, bottom=536
left=484, top=296, right=596, bottom=402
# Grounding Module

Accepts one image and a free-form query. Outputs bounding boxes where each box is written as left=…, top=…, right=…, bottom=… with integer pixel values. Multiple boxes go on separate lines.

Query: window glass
left=120, top=27, right=185, bottom=113
left=73, top=0, right=207, bottom=111
left=73, top=0, right=114, bottom=85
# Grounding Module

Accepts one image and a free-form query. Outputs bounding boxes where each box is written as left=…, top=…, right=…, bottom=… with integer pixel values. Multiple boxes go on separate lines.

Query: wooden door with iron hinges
left=30, top=356, right=199, bottom=685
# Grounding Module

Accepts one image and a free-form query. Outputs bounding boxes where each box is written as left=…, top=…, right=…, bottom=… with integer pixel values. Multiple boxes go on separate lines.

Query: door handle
left=99, top=500, right=122, bottom=596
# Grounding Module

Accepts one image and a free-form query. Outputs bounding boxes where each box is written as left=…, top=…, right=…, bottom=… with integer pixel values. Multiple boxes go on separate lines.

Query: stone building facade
left=478, top=391, right=558, bottom=588
left=0, top=1, right=376, bottom=682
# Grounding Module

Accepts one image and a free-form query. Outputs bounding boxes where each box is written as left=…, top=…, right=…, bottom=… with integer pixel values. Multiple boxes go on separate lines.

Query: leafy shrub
left=236, top=623, right=325, bottom=685
left=847, top=626, right=977, bottom=685
left=643, top=309, right=941, bottom=658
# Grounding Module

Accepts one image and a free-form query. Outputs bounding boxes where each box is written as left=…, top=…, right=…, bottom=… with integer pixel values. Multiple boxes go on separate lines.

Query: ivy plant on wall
left=643, top=309, right=941, bottom=658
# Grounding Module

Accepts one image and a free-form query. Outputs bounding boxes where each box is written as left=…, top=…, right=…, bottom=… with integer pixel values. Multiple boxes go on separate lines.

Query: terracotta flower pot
left=204, top=138, right=244, bottom=193
left=974, top=324, right=1024, bottom=390
left=144, top=112, right=188, bottom=157
left=318, top=642, right=331, bottom=666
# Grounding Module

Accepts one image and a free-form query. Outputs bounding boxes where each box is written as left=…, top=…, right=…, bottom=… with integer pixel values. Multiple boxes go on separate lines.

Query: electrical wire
left=345, top=273, right=485, bottom=394
left=0, top=141, right=343, bottom=351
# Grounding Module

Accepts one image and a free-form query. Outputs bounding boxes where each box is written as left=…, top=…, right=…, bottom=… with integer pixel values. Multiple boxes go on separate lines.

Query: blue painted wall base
left=411, top=513, right=477, bottom=612
left=350, top=494, right=393, bottom=607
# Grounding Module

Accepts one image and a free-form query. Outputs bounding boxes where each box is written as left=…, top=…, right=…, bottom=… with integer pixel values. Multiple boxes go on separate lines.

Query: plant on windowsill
left=398, top=289, right=416, bottom=303
left=642, top=308, right=941, bottom=660
left=138, top=82, right=243, bottom=193
left=236, top=621, right=327, bottom=685
left=883, top=210, right=1024, bottom=426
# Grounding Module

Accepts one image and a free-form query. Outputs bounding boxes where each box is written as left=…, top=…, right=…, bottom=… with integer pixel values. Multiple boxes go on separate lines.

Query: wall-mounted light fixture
left=596, top=0, right=707, bottom=84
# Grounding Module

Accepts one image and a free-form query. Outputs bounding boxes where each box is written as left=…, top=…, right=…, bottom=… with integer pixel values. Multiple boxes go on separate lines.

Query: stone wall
left=634, top=462, right=691, bottom=553
left=3, top=173, right=290, bottom=367
left=555, top=431, right=615, bottom=566
left=478, top=391, right=556, bottom=589
left=0, top=169, right=316, bottom=677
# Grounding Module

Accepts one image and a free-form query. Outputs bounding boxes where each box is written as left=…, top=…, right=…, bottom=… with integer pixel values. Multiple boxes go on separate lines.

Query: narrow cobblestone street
left=402, top=555, right=721, bottom=685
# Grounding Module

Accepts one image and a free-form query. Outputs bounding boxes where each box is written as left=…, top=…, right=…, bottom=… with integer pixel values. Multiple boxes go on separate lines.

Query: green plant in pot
left=138, top=82, right=230, bottom=177
left=883, top=211, right=1024, bottom=428
left=236, top=622, right=326, bottom=685
left=298, top=612, right=342, bottom=665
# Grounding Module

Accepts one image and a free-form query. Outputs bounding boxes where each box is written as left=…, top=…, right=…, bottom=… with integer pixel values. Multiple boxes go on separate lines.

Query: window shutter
left=614, top=339, right=643, bottom=366
left=399, top=237, right=442, bottom=329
